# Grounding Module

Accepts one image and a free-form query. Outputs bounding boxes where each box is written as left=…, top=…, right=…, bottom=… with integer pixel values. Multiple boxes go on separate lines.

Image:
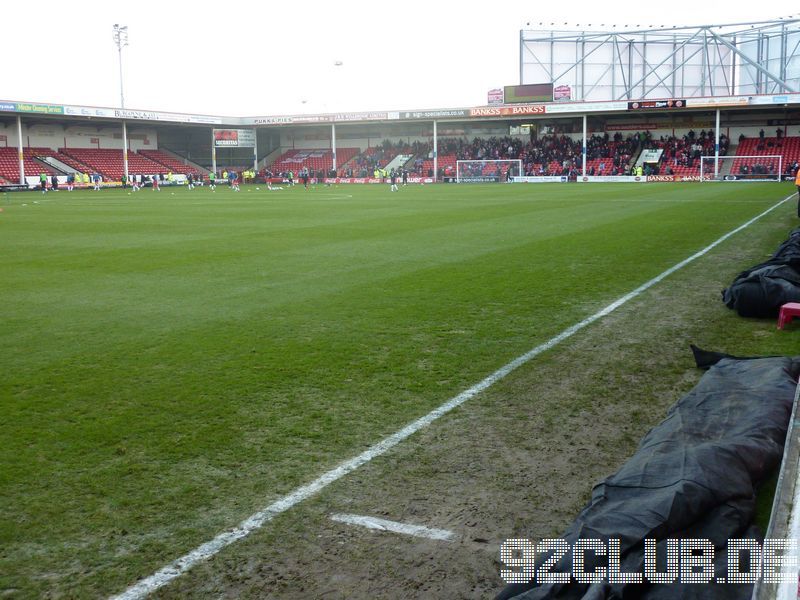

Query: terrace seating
left=420, top=155, right=457, bottom=178
left=0, top=147, right=63, bottom=182
left=270, top=148, right=359, bottom=175
left=138, top=149, right=198, bottom=175
left=58, top=148, right=168, bottom=181
left=731, top=136, right=800, bottom=177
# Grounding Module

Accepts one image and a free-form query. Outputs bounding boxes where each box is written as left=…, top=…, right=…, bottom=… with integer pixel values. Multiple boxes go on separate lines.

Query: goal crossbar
left=700, top=155, right=783, bottom=181
left=456, top=159, right=522, bottom=183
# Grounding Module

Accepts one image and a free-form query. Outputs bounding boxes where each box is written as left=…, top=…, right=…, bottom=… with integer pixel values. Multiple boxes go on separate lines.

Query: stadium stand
left=642, top=131, right=724, bottom=177
left=0, top=147, right=63, bottom=182
left=269, top=148, right=359, bottom=176
left=731, top=136, right=800, bottom=178
left=58, top=148, right=169, bottom=180
left=138, top=149, right=200, bottom=175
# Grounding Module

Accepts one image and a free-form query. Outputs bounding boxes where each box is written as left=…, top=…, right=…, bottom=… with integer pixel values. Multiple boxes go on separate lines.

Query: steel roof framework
left=520, top=18, right=800, bottom=101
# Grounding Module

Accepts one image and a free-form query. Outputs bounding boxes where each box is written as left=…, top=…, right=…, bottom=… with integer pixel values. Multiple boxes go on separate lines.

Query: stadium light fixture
left=112, top=24, right=129, bottom=109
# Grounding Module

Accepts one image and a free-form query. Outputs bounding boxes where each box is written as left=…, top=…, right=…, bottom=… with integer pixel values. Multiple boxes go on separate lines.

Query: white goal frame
left=456, top=159, right=523, bottom=183
left=700, top=155, right=783, bottom=182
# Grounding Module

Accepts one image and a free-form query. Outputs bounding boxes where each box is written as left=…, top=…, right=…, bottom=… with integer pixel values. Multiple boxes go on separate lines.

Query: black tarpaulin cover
left=498, top=352, right=800, bottom=600
left=722, top=227, right=800, bottom=317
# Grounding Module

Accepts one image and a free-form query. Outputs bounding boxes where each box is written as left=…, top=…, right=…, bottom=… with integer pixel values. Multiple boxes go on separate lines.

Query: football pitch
left=1, top=182, right=798, bottom=598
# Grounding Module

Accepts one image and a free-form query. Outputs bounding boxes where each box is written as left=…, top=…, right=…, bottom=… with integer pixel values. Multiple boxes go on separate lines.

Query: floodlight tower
left=112, top=24, right=128, bottom=108
left=112, top=24, right=129, bottom=182
left=331, top=60, right=343, bottom=175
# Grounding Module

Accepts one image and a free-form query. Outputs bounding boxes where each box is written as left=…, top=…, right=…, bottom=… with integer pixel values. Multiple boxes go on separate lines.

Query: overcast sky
left=2, top=1, right=797, bottom=117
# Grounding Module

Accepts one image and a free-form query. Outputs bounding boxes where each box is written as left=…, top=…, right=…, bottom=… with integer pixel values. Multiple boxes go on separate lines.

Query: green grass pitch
left=0, top=181, right=797, bottom=597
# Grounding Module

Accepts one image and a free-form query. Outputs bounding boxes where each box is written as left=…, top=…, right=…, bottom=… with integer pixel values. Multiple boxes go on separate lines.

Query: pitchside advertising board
left=578, top=176, right=646, bottom=183
left=213, top=129, right=256, bottom=148
left=512, top=176, right=568, bottom=183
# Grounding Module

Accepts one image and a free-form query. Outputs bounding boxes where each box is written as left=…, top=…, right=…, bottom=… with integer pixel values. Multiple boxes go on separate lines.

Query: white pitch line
left=110, top=193, right=794, bottom=600
left=330, top=513, right=455, bottom=541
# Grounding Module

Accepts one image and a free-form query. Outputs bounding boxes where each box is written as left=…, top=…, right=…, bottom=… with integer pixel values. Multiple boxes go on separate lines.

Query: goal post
left=456, top=159, right=522, bottom=183
left=700, top=155, right=783, bottom=181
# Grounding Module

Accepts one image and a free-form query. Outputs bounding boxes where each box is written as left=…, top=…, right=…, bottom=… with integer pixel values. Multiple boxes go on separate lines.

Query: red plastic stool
left=778, top=302, right=800, bottom=329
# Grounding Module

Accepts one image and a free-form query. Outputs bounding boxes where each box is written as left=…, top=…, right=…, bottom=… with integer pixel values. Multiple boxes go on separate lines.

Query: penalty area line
left=330, top=513, right=456, bottom=542
left=110, top=193, right=794, bottom=600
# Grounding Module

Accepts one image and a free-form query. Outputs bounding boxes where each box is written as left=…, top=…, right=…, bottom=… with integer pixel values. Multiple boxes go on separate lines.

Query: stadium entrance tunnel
left=497, top=348, right=800, bottom=600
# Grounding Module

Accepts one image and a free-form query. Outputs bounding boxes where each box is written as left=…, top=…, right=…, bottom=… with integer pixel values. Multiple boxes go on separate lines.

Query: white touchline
left=330, top=513, right=456, bottom=542
left=110, top=193, right=795, bottom=600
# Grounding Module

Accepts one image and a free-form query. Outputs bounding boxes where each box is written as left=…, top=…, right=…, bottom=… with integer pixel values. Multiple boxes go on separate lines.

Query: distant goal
left=456, top=159, right=522, bottom=183
left=700, top=155, right=783, bottom=181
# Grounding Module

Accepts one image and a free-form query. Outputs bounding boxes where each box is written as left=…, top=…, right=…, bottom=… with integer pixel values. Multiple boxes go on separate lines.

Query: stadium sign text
left=14, top=103, right=64, bottom=114
left=213, top=129, right=256, bottom=148
left=627, top=99, right=686, bottom=110
left=401, top=109, right=469, bottom=119
left=511, top=176, right=568, bottom=183
left=578, top=176, right=645, bottom=183
left=501, top=538, right=800, bottom=585
left=469, top=105, right=546, bottom=117
left=646, top=175, right=712, bottom=182
left=115, top=109, right=159, bottom=120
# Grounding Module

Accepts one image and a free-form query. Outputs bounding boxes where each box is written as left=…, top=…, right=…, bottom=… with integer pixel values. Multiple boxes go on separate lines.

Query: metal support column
left=582, top=114, right=587, bottom=178
left=433, top=120, right=438, bottom=182
left=331, top=123, right=337, bottom=175
left=17, top=114, right=24, bottom=185
left=122, top=120, right=129, bottom=182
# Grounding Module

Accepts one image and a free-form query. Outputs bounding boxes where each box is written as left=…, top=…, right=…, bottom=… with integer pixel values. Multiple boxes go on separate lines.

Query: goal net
left=700, top=155, right=783, bottom=181
left=456, top=159, right=522, bottom=183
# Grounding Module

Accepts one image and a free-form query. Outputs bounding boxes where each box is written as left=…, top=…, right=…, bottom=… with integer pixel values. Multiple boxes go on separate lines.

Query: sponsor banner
left=249, top=111, right=391, bottom=125
left=15, top=102, right=64, bottom=114
left=469, top=104, right=546, bottom=118
left=488, top=88, right=504, bottom=105
left=511, top=176, right=568, bottom=183
left=686, top=96, right=750, bottom=108
left=628, top=99, right=686, bottom=110
left=459, top=176, right=501, bottom=183
left=253, top=116, right=295, bottom=125
left=640, top=149, right=663, bottom=163
left=61, top=105, right=224, bottom=124
left=578, top=176, right=646, bottom=183
left=213, top=129, right=256, bottom=148
left=646, top=175, right=713, bottom=182
left=114, top=109, right=222, bottom=124
left=259, top=114, right=332, bottom=124
left=323, top=177, right=435, bottom=184
left=748, top=94, right=800, bottom=106
left=65, top=105, right=114, bottom=118
left=553, top=85, right=571, bottom=102
left=606, top=123, right=660, bottom=131
left=401, top=109, right=469, bottom=120
left=333, top=111, right=388, bottom=122
left=545, top=101, right=628, bottom=114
